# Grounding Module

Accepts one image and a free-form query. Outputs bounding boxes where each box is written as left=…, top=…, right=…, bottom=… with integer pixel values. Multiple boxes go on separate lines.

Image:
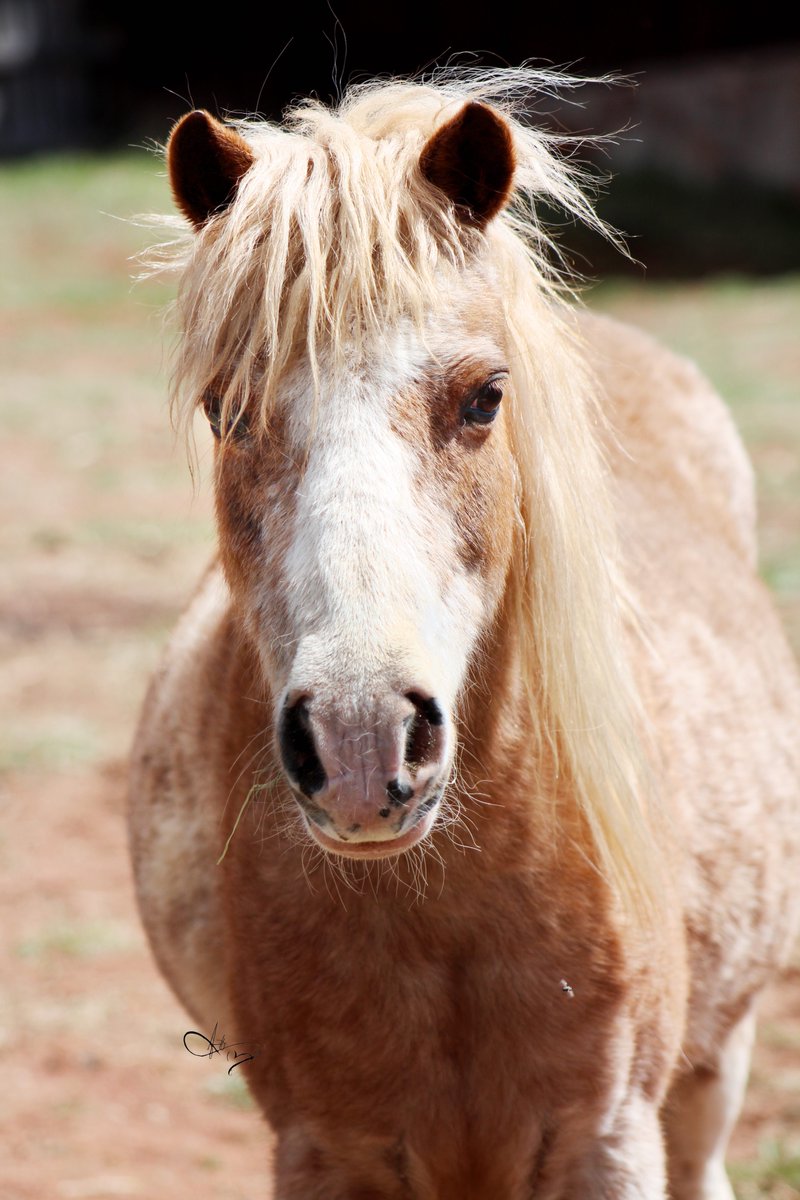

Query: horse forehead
left=282, top=319, right=507, bottom=446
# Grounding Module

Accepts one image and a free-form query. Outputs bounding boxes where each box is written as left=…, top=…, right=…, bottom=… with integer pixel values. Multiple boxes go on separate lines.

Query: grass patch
left=203, top=1072, right=256, bottom=1111
left=758, top=1023, right=800, bottom=1053
left=16, top=919, right=135, bottom=960
left=0, top=721, right=102, bottom=773
left=731, top=1139, right=800, bottom=1198
left=74, top=516, right=214, bottom=556
left=0, top=153, right=168, bottom=314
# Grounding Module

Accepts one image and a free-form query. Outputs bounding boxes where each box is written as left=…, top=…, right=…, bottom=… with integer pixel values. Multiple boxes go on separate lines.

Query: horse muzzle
left=277, top=689, right=449, bottom=857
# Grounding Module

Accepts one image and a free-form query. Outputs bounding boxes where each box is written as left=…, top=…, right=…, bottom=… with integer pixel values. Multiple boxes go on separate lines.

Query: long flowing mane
left=148, top=69, right=663, bottom=916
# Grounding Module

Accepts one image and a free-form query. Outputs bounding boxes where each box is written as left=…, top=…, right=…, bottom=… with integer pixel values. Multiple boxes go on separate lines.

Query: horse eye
left=462, top=377, right=505, bottom=426
left=202, top=392, right=250, bottom=441
left=203, top=393, right=223, bottom=439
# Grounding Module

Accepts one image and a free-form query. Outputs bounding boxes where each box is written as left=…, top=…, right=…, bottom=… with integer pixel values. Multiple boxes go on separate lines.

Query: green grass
left=202, top=1072, right=256, bottom=1111
left=0, top=152, right=167, bottom=312
left=16, top=918, right=135, bottom=960
left=731, top=1140, right=800, bottom=1198
left=0, top=153, right=214, bottom=770
left=0, top=719, right=103, bottom=773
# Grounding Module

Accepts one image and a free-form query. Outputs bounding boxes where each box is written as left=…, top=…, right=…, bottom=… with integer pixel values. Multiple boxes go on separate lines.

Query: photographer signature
left=183, top=1023, right=257, bottom=1074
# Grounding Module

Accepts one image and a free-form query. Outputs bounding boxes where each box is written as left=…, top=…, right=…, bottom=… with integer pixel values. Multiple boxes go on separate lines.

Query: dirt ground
left=2, top=763, right=271, bottom=1199
left=1, top=157, right=799, bottom=1198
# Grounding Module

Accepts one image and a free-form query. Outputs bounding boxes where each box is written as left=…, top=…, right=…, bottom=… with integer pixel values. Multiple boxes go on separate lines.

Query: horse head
left=166, top=100, right=521, bottom=857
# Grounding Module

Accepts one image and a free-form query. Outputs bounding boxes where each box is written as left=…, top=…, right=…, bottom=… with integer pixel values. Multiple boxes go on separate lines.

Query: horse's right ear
left=167, top=110, right=255, bottom=229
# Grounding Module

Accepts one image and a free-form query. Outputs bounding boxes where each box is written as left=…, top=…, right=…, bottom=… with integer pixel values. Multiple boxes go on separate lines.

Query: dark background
left=2, top=0, right=800, bottom=273
left=4, top=2, right=797, bottom=146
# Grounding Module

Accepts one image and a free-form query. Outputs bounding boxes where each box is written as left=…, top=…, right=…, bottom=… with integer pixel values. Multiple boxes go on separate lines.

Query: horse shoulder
left=128, top=564, right=245, bottom=1030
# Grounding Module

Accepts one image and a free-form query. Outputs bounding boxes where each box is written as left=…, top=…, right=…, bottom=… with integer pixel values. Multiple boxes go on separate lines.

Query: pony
left=129, top=70, right=800, bottom=1199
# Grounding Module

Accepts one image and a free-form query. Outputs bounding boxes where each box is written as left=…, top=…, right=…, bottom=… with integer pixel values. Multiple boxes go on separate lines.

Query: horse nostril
left=386, top=778, right=413, bottom=807
left=404, top=692, right=445, bottom=768
left=406, top=692, right=444, bottom=727
left=278, top=698, right=327, bottom=796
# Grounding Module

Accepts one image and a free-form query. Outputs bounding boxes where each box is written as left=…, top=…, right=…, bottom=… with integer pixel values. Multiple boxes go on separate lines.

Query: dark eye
left=203, top=392, right=250, bottom=442
left=462, top=376, right=505, bottom=426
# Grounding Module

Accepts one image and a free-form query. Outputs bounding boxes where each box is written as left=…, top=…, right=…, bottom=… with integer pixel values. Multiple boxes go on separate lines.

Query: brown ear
left=167, top=110, right=255, bottom=228
left=419, top=102, right=516, bottom=228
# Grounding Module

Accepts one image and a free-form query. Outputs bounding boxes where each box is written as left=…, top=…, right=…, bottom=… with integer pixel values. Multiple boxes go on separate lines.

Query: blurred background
left=2, top=6, right=799, bottom=1199
left=3, top=1, right=800, bottom=271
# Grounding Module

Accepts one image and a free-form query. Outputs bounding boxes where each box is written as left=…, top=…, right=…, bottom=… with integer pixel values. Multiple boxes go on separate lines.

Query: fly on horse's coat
left=129, top=70, right=800, bottom=1199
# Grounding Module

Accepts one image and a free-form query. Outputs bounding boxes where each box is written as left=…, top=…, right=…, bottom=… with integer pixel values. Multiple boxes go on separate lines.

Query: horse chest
left=230, top=870, right=628, bottom=1151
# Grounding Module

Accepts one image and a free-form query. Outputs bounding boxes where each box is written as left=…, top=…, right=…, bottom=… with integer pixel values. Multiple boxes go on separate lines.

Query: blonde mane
left=150, top=69, right=662, bottom=917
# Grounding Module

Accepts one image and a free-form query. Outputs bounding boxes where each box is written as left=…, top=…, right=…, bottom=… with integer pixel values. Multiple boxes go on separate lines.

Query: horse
left=128, top=71, right=800, bottom=1199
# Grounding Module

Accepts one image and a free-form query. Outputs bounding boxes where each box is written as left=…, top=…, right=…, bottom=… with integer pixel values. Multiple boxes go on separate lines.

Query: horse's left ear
left=167, top=110, right=255, bottom=229
left=419, top=102, right=516, bottom=229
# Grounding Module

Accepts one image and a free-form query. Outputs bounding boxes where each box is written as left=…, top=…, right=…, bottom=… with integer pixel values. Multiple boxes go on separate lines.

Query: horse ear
left=167, top=110, right=255, bottom=228
left=419, top=102, right=516, bottom=228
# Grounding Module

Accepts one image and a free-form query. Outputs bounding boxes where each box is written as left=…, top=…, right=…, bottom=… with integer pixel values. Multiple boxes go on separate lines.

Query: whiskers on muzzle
left=276, top=687, right=451, bottom=853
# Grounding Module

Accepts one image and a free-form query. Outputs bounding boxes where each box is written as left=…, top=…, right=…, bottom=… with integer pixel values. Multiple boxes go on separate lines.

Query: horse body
left=133, top=554, right=682, bottom=1200
left=129, top=74, right=800, bottom=1198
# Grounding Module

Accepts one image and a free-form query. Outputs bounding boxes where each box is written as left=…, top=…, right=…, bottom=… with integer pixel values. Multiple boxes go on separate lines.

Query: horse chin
left=301, top=803, right=439, bottom=860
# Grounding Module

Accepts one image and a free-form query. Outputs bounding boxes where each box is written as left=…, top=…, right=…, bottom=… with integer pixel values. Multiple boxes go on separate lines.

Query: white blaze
left=278, top=333, right=485, bottom=710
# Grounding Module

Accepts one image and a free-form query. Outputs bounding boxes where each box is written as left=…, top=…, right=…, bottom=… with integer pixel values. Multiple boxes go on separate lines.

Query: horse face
left=169, top=101, right=519, bottom=857
left=212, top=279, right=518, bottom=857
